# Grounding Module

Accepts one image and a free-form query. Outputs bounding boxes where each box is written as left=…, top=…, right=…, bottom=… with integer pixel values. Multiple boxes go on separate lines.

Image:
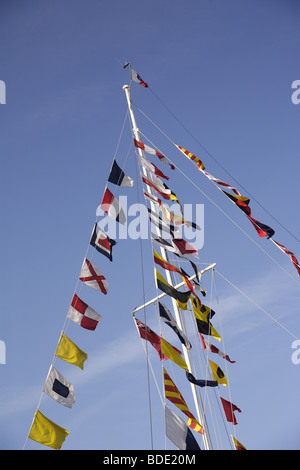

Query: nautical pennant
left=246, top=215, right=275, bottom=239
left=186, top=371, right=218, bottom=388
left=232, top=436, right=247, bottom=450
left=67, top=294, right=102, bottom=331
left=90, top=223, right=116, bottom=261
left=165, top=407, right=201, bottom=451
left=144, top=191, right=200, bottom=230
left=153, top=250, right=194, bottom=293
left=28, top=410, right=69, bottom=450
left=138, top=155, right=169, bottom=180
left=144, top=191, right=174, bottom=224
left=144, top=172, right=182, bottom=211
left=142, top=176, right=181, bottom=209
left=134, top=317, right=188, bottom=370
left=200, top=334, right=235, bottom=363
left=222, top=191, right=251, bottom=216
left=155, top=269, right=191, bottom=310
left=134, top=317, right=165, bottom=359
left=220, top=397, right=241, bottom=425
left=130, top=67, right=148, bottom=87
left=79, top=258, right=108, bottom=294
left=43, top=365, right=75, bottom=408
left=171, top=214, right=201, bottom=231
left=158, top=302, right=191, bottom=350
left=163, top=368, right=205, bottom=435
left=55, top=333, right=88, bottom=370
left=223, top=189, right=275, bottom=238
left=192, top=296, right=221, bottom=341
left=108, top=159, right=134, bottom=187
left=175, top=145, right=205, bottom=170
left=151, top=233, right=204, bottom=292
left=208, top=360, right=227, bottom=386
left=134, top=138, right=175, bottom=170
left=196, top=161, right=278, bottom=243
left=148, top=208, right=177, bottom=237
left=272, top=240, right=300, bottom=277
left=151, top=233, right=179, bottom=254
left=203, top=171, right=241, bottom=195
left=100, top=187, right=126, bottom=225
left=171, top=238, right=198, bottom=258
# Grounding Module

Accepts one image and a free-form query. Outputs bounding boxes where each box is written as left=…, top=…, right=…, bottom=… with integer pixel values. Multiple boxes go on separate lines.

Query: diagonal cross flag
left=79, top=258, right=108, bottom=294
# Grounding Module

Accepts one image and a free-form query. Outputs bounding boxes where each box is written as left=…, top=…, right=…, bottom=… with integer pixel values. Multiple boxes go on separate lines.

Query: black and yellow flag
left=209, top=360, right=227, bottom=386
left=155, top=269, right=191, bottom=310
left=192, top=296, right=221, bottom=341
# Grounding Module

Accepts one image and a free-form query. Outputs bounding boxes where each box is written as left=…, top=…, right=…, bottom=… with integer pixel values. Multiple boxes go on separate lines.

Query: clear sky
left=1, top=0, right=300, bottom=451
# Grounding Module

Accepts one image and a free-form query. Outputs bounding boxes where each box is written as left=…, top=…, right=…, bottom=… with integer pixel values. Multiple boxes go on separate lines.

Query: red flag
left=134, top=317, right=182, bottom=361
left=220, top=397, right=241, bottom=425
left=246, top=215, right=275, bottom=239
left=172, top=238, right=198, bottom=258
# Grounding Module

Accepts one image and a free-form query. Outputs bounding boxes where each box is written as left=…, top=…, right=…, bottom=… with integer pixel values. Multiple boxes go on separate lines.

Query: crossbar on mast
left=132, top=262, right=216, bottom=314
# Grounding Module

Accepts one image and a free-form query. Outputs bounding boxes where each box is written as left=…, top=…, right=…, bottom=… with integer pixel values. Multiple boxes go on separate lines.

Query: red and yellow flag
left=176, top=145, right=205, bottom=171
left=163, top=368, right=204, bottom=434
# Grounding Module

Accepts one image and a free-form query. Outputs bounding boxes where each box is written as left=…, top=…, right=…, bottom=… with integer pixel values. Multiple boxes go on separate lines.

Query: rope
left=134, top=107, right=300, bottom=287
left=23, top=109, right=133, bottom=450
left=215, top=269, right=299, bottom=340
left=148, top=87, right=300, bottom=245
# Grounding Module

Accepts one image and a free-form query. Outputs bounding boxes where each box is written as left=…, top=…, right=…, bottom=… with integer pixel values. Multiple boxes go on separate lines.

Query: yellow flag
left=231, top=435, right=247, bottom=450
left=161, top=337, right=188, bottom=371
left=208, top=359, right=227, bottom=386
left=28, top=410, right=69, bottom=449
left=192, top=297, right=221, bottom=341
left=55, top=332, right=87, bottom=369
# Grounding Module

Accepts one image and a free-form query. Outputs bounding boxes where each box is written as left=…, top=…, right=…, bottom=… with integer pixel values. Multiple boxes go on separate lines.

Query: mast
left=123, top=84, right=213, bottom=450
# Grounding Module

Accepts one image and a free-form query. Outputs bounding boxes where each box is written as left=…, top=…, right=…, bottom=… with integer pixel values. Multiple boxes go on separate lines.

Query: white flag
left=165, top=407, right=200, bottom=450
left=43, top=365, right=75, bottom=408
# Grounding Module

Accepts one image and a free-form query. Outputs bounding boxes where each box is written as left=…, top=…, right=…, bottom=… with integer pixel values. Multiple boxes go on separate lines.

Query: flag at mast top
left=124, top=62, right=148, bottom=88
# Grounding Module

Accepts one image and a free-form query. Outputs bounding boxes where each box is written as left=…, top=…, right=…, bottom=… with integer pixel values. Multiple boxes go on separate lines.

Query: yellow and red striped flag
left=175, top=145, right=205, bottom=171
left=163, top=368, right=204, bottom=435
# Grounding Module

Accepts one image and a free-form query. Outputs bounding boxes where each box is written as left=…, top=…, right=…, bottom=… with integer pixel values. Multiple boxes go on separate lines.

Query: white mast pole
left=123, top=83, right=213, bottom=450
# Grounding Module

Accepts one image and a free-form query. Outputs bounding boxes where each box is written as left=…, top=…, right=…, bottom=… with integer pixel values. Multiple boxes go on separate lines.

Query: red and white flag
left=202, top=170, right=241, bottom=196
left=68, top=294, right=102, bottom=331
left=130, top=67, right=148, bottom=87
left=200, top=335, right=235, bottom=363
left=138, top=155, right=169, bottom=180
left=79, top=258, right=108, bottom=294
left=100, top=187, right=126, bottom=225
left=272, top=240, right=300, bottom=277
left=171, top=238, right=198, bottom=258
left=134, top=139, right=175, bottom=170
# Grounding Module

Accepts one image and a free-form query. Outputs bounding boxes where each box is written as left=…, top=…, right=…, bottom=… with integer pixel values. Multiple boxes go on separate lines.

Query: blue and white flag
left=43, top=365, right=75, bottom=408
left=165, top=407, right=201, bottom=451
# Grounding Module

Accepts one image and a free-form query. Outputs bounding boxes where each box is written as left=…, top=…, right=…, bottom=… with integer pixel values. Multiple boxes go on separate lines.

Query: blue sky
left=1, top=0, right=300, bottom=451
